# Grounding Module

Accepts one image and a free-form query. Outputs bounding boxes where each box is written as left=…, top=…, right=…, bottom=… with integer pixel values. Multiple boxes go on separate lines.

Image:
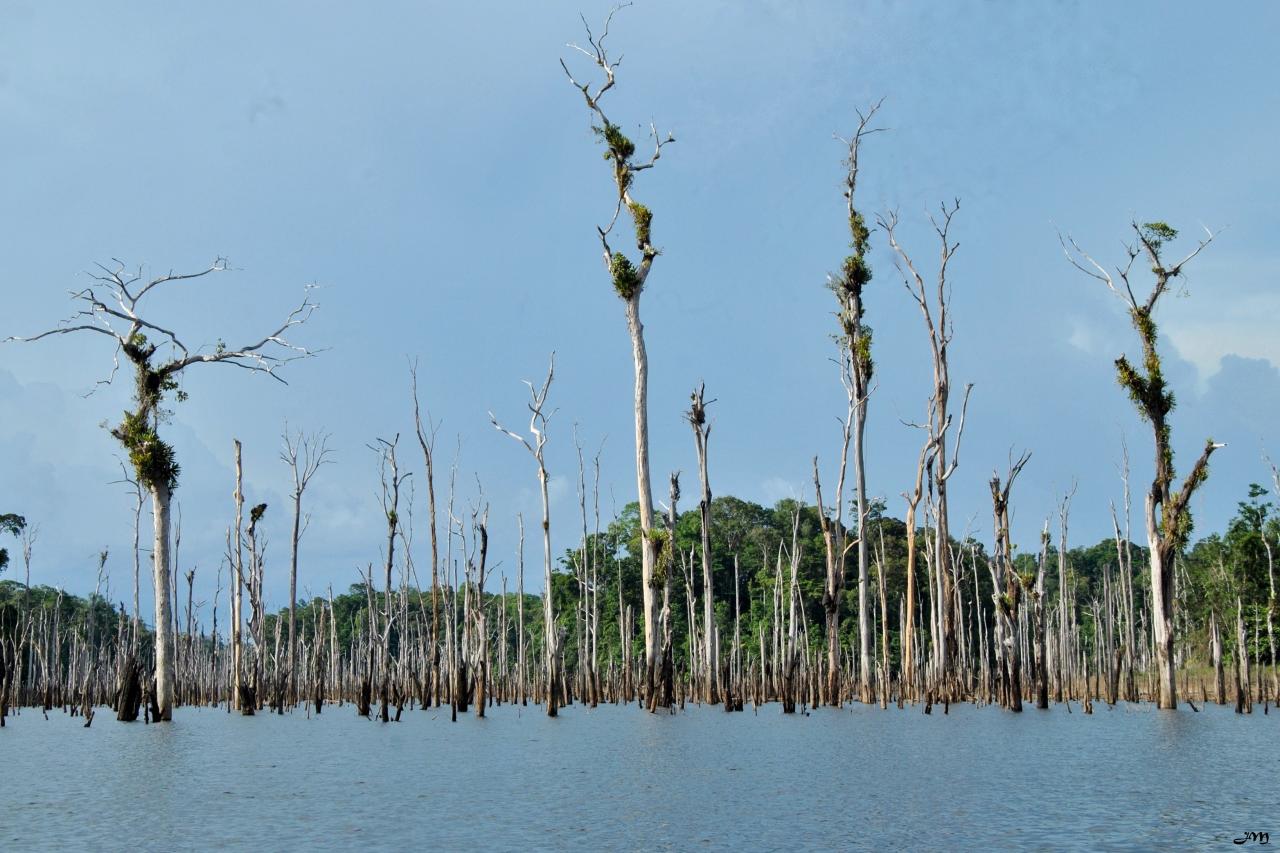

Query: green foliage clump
left=646, top=528, right=670, bottom=589
left=853, top=326, right=875, bottom=381
left=628, top=201, right=652, bottom=248
left=1140, top=221, right=1178, bottom=251
left=113, top=410, right=180, bottom=492
left=842, top=253, right=871, bottom=290
left=610, top=252, right=641, bottom=300
left=594, top=122, right=636, bottom=162
left=850, top=211, right=871, bottom=254
left=831, top=209, right=873, bottom=378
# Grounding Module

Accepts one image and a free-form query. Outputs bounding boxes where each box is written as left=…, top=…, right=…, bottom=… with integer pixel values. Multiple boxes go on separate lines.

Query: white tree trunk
left=151, top=482, right=175, bottom=720
left=626, top=297, right=660, bottom=691
left=1146, top=493, right=1177, bottom=709
left=854, top=406, right=871, bottom=702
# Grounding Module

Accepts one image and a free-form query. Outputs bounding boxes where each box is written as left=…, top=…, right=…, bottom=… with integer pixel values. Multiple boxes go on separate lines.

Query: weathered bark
left=989, top=452, right=1030, bottom=712
left=1054, top=488, right=1075, bottom=703
left=1236, top=598, right=1251, bottom=713
left=1210, top=609, right=1226, bottom=705
left=232, top=441, right=245, bottom=711
left=114, top=651, right=142, bottom=722
left=626, top=298, right=660, bottom=701
left=1034, top=523, right=1050, bottom=709
left=150, top=482, right=175, bottom=720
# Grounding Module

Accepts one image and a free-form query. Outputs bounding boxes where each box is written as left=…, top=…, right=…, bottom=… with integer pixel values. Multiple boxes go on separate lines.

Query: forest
left=1, top=7, right=1276, bottom=726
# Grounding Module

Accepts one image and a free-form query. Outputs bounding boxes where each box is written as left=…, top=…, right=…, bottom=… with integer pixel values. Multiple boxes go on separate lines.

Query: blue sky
left=3, top=1, right=1279, bottom=622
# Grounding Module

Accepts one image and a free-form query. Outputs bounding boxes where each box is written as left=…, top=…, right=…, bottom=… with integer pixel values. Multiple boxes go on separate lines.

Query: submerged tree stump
left=115, top=655, right=142, bottom=722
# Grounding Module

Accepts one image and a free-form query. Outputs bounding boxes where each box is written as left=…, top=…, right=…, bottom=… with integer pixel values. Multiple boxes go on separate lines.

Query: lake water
left=1, top=701, right=1276, bottom=850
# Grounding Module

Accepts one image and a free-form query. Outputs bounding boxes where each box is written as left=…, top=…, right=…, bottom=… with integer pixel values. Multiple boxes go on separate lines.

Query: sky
left=3, top=1, right=1279, bottom=627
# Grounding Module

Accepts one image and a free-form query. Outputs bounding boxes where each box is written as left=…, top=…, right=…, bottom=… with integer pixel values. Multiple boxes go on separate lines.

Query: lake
left=1, top=701, right=1275, bottom=850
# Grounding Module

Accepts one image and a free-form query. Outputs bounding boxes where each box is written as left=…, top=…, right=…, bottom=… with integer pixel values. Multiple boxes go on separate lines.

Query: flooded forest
left=2, top=10, right=1278, bottom=734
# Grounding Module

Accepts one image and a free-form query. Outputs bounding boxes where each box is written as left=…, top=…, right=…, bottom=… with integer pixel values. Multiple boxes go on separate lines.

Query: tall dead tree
left=410, top=364, right=442, bottom=706
left=1054, top=484, right=1078, bottom=702
left=823, top=100, right=883, bottom=704
left=989, top=451, right=1031, bottom=711
left=1064, top=221, right=1221, bottom=709
left=244, top=500, right=268, bottom=713
left=883, top=206, right=973, bottom=695
left=280, top=427, right=331, bottom=705
left=9, top=259, right=317, bottom=720
left=562, top=9, right=674, bottom=699
left=491, top=354, right=559, bottom=715
left=686, top=383, right=717, bottom=703
left=373, top=435, right=408, bottom=722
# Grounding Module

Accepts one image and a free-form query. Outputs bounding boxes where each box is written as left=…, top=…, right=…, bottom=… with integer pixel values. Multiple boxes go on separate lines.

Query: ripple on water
left=0, top=702, right=1275, bottom=850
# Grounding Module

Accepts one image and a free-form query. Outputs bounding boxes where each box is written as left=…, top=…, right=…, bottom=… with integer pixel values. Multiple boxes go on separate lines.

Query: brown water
left=1, top=701, right=1276, bottom=850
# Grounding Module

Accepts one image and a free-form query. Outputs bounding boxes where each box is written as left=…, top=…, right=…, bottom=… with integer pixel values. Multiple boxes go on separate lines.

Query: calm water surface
left=1, top=701, right=1276, bottom=850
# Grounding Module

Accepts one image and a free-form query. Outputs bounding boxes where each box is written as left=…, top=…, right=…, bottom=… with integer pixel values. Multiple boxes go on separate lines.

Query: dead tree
left=281, top=427, right=331, bottom=706
left=372, top=435, right=408, bottom=722
left=686, top=383, right=717, bottom=703
left=1063, top=221, right=1221, bottom=709
left=231, top=440, right=246, bottom=710
left=1033, top=521, right=1051, bottom=709
left=491, top=354, right=559, bottom=715
left=820, top=101, right=883, bottom=705
left=562, top=8, right=675, bottom=699
left=244, top=500, right=268, bottom=713
left=9, top=259, right=317, bottom=719
left=989, top=451, right=1031, bottom=711
left=883, top=206, right=973, bottom=695
left=1054, top=484, right=1078, bottom=702
left=410, top=363, right=442, bottom=706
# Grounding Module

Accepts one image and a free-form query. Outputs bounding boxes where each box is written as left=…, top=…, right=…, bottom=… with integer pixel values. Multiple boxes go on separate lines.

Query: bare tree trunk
left=517, top=515, right=526, bottom=706
left=232, top=440, right=245, bottom=711
left=1034, top=522, right=1050, bottom=709
left=492, top=355, right=558, bottom=716
left=1210, top=609, right=1225, bottom=705
left=625, top=297, right=660, bottom=701
left=288, top=484, right=301, bottom=705
left=151, top=482, right=175, bottom=720
left=1055, top=487, right=1076, bottom=703
left=687, top=385, right=717, bottom=703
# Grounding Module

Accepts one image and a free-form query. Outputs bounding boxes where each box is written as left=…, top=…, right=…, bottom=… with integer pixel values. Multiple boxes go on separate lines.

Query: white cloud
left=1067, top=317, right=1096, bottom=354
left=1165, top=291, right=1280, bottom=391
left=760, top=476, right=803, bottom=505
